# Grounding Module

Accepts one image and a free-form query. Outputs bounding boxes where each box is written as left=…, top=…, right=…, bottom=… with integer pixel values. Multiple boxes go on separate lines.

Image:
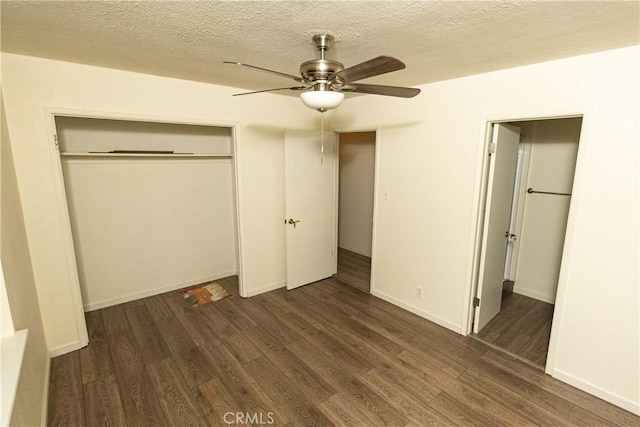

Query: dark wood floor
left=475, top=291, right=554, bottom=367
left=335, top=247, right=371, bottom=293
left=47, top=276, right=639, bottom=426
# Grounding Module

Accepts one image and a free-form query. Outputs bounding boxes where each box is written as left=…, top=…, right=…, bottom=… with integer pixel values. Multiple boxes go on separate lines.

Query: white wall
left=1, top=52, right=318, bottom=355
left=338, top=132, right=375, bottom=257
left=62, top=158, right=237, bottom=310
left=513, top=118, right=580, bottom=303
left=331, top=46, right=639, bottom=413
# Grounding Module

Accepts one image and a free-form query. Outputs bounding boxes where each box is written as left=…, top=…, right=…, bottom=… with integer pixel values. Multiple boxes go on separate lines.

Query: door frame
left=334, top=126, right=380, bottom=293
left=43, top=107, right=246, bottom=353
left=464, top=111, right=587, bottom=374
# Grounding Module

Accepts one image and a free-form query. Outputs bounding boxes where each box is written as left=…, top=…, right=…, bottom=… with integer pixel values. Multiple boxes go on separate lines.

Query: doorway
left=472, top=117, right=582, bottom=368
left=335, top=131, right=376, bottom=293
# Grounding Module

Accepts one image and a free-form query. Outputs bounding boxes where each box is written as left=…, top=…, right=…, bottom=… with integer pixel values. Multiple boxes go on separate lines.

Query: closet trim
left=43, top=107, right=246, bottom=353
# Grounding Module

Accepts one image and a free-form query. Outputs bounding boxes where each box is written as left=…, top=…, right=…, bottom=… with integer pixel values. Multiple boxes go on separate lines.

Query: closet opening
left=470, top=116, right=582, bottom=368
left=53, top=114, right=242, bottom=312
left=334, top=131, right=376, bottom=293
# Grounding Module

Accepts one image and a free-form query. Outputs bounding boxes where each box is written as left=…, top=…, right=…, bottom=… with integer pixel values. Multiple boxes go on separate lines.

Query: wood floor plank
left=125, top=304, right=171, bottom=364
left=80, top=310, right=114, bottom=384
left=251, top=292, right=291, bottom=316
left=317, top=393, right=378, bottom=426
left=215, top=275, right=241, bottom=297
left=101, top=304, right=130, bottom=336
left=147, top=358, right=208, bottom=426
left=244, top=355, right=334, bottom=426
left=154, top=316, right=214, bottom=388
left=428, top=392, right=496, bottom=426
left=108, top=331, right=168, bottom=426
left=198, top=304, right=263, bottom=364
left=47, top=352, right=85, bottom=426
left=196, top=377, right=242, bottom=426
left=477, top=293, right=537, bottom=340
left=296, top=326, right=375, bottom=376
left=143, top=294, right=174, bottom=322
left=568, top=404, right=619, bottom=427
left=262, top=289, right=331, bottom=329
left=476, top=292, right=554, bottom=367
left=162, top=293, right=223, bottom=346
left=259, top=346, right=336, bottom=405
left=335, top=247, right=371, bottom=293
left=214, top=296, right=258, bottom=330
left=197, top=339, right=290, bottom=425
left=83, top=374, right=126, bottom=426
left=326, top=324, right=442, bottom=402
left=516, top=317, right=553, bottom=365
left=358, top=369, right=447, bottom=425
left=402, top=354, right=536, bottom=425
left=352, top=311, right=469, bottom=377
left=312, top=277, right=346, bottom=295
left=228, top=295, right=301, bottom=346
left=324, top=316, right=405, bottom=359
left=288, top=339, right=410, bottom=426
left=458, top=368, right=576, bottom=426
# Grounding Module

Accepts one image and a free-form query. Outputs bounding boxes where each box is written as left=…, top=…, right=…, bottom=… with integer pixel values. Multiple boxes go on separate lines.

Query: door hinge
left=488, top=142, right=496, bottom=155
left=473, top=297, right=480, bottom=307
left=53, top=133, right=59, bottom=150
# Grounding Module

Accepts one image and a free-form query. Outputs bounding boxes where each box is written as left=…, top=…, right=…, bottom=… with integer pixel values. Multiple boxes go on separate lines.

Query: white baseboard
left=552, top=369, right=640, bottom=415
left=49, top=340, right=84, bottom=358
left=83, top=271, right=237, bottom=312
left=513, top=286, right=556, bottom=304
left=370, top=289, right=462, bottom=334
left=246, top=281, right=286, bottom=297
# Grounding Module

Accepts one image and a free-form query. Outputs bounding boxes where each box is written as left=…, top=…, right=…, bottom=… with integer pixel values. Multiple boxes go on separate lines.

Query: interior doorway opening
left=471, top=117, right=582, bottom=368
left=335, top=131, right=376, bottom=293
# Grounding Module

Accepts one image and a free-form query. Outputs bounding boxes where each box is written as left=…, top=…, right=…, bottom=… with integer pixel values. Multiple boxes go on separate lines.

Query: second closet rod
left=527, top=188, right=571, bottom=196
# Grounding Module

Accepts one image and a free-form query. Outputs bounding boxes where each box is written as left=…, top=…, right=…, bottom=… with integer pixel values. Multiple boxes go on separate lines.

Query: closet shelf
left=60, top=152, right=232, bottom=158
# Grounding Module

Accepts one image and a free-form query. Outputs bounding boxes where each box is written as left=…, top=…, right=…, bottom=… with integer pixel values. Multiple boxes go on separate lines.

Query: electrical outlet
left=415, top=287, right=423, bottom=299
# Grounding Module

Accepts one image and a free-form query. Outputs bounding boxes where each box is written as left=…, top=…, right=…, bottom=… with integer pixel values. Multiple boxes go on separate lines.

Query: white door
left=474, top=123, right=521, bottom=333
left=285, top=130, right=338, bottom=290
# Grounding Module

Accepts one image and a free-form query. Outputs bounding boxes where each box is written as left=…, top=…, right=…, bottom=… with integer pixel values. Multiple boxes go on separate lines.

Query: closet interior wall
left=56, top=116, right=238, bottom=311
left=509, top=118, right=581, bottom=303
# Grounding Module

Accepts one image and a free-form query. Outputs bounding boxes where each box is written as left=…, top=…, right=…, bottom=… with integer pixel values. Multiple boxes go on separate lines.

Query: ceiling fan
left=224, top=34, right=421, bottom=112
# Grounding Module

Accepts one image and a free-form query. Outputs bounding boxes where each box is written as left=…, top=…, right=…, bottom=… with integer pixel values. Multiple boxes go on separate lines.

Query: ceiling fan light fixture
left=300, top=90, right=345, bottom=112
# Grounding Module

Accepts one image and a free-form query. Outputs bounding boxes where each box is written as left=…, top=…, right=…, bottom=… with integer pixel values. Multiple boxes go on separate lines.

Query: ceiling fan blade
left=232, top=86, right=307, bottom=96
left=348, top=83, right=421, bottom=98
left=224, top=61, right=302, bottom=82
left=329, top=56, right=405, bottom=83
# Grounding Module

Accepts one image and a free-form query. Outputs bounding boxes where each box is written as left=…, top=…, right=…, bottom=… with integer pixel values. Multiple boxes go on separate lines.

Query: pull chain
left=320, top=112, right=324, bottom=163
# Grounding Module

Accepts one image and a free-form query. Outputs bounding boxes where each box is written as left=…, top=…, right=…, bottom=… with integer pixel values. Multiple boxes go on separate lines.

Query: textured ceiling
left=1, top=1, right=639, bottom=94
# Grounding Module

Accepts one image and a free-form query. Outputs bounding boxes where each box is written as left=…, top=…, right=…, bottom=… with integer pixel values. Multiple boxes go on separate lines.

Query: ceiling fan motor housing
left=300, top=59, right=344, bottom=84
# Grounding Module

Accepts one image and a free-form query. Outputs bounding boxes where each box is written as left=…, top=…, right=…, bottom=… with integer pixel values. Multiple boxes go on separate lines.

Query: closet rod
left=527, top=188, right=571, bottom=196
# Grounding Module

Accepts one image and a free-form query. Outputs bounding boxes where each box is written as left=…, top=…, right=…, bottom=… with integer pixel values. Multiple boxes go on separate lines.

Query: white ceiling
left=1, top=1, right=639, bottom=95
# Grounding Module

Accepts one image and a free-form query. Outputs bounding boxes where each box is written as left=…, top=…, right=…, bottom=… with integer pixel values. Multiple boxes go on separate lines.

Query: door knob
left=505, top=231, right=517, bottom=240
left=287, top=218, right=301, bottom=228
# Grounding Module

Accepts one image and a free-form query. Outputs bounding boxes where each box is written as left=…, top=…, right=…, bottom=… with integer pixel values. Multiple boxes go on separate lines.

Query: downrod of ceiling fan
left=312, top=34, right=334, bottom=60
